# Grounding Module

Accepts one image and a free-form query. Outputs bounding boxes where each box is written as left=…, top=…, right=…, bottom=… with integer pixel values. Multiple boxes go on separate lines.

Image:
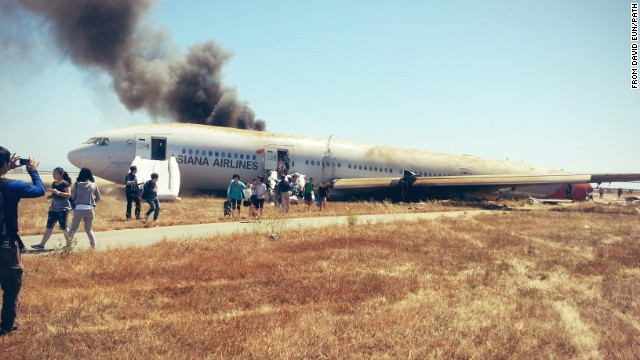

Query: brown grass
left=1, top=198, right=639, bottom=359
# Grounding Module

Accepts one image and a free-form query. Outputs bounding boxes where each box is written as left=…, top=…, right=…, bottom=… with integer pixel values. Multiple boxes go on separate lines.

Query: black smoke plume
left=8, top=0, right=266, bottom=130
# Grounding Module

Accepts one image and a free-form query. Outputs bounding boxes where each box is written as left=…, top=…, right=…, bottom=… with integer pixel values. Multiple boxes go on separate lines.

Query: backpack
left=141, top=180, right=154, bottom=200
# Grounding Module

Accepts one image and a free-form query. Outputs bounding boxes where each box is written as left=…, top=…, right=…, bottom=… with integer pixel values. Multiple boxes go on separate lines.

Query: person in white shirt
left=253, top=176, right=268, bottom=218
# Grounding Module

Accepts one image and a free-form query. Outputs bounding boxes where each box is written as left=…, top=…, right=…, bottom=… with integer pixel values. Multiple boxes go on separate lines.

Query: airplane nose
left=67, top=146, right=86, bottom=168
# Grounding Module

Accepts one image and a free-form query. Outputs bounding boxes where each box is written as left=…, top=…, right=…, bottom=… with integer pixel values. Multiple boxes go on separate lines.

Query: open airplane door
left=263, top=147, right=278, bottom=171
left=131, top=155, right=181, bottom=201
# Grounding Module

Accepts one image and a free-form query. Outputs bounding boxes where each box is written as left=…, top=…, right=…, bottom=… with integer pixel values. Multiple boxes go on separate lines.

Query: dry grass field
left=2, top=176, right=640, bottom=359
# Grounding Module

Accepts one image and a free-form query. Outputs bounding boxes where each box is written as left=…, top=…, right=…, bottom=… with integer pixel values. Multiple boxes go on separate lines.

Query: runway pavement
left=20, top=210, right=490, bottom=252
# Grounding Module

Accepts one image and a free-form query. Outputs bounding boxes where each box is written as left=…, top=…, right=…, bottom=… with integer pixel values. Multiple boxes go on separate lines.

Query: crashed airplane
left=66, top=123, right=640, bottom=201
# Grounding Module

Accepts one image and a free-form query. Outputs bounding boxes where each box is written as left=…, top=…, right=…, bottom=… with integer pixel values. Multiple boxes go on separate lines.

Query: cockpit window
left=83, top=137, right=109, bottom=146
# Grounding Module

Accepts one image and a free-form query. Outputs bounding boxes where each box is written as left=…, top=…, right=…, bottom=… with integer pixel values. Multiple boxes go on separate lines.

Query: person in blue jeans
left=0, top=147, right=45, bottom=336
left=142, top=173, right=160, bottom=222
left=124, top=166, right=142, bottom=220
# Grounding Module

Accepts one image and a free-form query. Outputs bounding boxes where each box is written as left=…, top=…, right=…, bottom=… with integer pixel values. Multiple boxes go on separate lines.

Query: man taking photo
left=0, top=147, right=45, bottom=336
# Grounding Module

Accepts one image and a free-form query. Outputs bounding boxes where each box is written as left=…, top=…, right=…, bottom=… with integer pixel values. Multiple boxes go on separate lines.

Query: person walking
left=303, top=177, right=316, bottom=211
left=124, top=166, right=142, bottom=220
left=318, top=180, right=330, bottom=211
left=227, top=174, right=246, bottom=219
left=32, top=167, right=72, bottom=250
left=0, top=149, right=45, bottom=336
left=68, top=168, right=101, bottom=249
left=142, top=173, right=160, bottom=223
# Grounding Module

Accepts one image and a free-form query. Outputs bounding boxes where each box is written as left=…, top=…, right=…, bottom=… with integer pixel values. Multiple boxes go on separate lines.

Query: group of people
left=31, top=166, right=101, bottom=250
left=0, top=147, right=331, bottom=337
left=30, top=165, right=160, bottom=253
left=227, top=174, right=268, bottom=219
left=0, top=148, right=98, bottom=336
left=124, top=166, right=161, bottom=222
left=228, top=173, right=331, bottom=218
left=0, top=148, right=166, bottom=336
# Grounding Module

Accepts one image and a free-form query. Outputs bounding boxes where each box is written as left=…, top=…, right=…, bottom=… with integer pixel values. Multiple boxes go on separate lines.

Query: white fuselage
left=67, top=123, right=562, bottom=196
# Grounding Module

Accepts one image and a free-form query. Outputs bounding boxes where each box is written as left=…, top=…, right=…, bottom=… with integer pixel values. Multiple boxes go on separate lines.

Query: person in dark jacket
left=142, top=173, right=160, bottom=222
left=124, top=166, right=142, bottom=220
left=0, top=147, right=45, bottom=336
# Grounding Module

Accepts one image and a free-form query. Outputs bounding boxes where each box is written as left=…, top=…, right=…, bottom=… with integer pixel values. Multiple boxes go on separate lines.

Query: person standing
left=124, top=166, right=142, bottom=220
left=68, top=168, right=102, bottom=249
left=142, top=173, right=160, bottom=223
left=277, top=176, right=291, bottom=213
left=277, top=160, right=286, bottom=178
left=32, top=167, right=72, bottom=250
left=0, top=148, right=45, bottom=336
left=318, top=180, right=330, bottom=211
left=283, top=154, right=291, bottom=174
left=303, top=177, right=316, bottom=211
left=227, top=174, right=246, bottom=219
left=253, top=176, right=268, bottom=218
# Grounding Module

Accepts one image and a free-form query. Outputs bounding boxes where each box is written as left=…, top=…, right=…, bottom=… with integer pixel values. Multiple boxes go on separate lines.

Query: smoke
left=8, top=0, right=266, bottom=131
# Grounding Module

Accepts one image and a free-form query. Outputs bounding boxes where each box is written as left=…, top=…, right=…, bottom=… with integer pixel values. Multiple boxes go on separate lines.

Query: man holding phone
left=0, top=149, right=45, bottom=336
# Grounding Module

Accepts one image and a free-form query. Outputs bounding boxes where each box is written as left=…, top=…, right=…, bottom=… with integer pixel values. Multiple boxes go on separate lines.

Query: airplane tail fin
left=131, top=156, right=181, bottom=201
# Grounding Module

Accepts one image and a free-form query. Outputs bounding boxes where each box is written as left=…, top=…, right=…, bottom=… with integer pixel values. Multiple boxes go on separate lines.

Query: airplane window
left=227, top=153, right=231, bottom=158
left=331, top=162, right=335, bottom=167
left=215, top=152, right=219, bottom=157
left=221, top=152, right=225, bottom=158
left=182, top=149, right=186, bottom=155
left=234, top=153, right=238, bottom=159
left=189, top=149, right=193, bottom=155
left=338, top=163, right=341, bottom=168
left=252, top=155, right=256, bottom=160
left=374, top=167, right=378, bottom=171
left=348, top=164, right=351, bottom=169
left=209, top=151, right=213, bottom=156
left=358, top=165, right=362, bottom=170
left=196, top=150, right=200, bottom=155
left=83, top=137, right=97, bottom=145
left=100, top=138, right=109, bottom=146
left=240, top=154, right=244, bottom=159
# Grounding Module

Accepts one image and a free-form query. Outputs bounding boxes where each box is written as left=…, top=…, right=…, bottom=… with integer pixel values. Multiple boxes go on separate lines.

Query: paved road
left=21, top=210, right=490, bottom=252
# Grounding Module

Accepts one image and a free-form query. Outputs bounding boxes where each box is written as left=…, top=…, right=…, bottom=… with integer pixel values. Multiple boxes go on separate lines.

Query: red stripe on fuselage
left=547, top=183, right=593, bottom=201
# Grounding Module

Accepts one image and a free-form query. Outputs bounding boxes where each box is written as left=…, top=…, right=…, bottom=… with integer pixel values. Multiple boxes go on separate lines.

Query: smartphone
left=18, top=158, right=29, bottom=166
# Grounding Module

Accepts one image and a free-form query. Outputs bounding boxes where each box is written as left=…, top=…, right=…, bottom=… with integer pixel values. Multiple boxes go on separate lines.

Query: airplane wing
left=332, top=172, right=640, bottom=197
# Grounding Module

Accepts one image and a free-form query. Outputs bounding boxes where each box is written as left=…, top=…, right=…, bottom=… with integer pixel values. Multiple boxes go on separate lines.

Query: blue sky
left=1, top=0, right=638, bottom=177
